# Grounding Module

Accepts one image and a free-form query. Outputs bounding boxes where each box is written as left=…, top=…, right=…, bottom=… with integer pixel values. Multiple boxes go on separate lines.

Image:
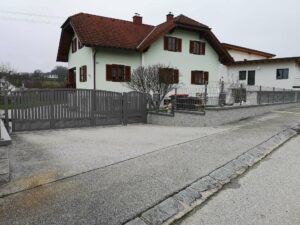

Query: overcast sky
left=0, top=0, right=299, bottom=72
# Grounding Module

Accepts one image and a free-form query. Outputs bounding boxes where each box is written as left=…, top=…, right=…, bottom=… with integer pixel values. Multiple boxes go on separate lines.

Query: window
left=79, top=66, right=87, bottom=82
left=276, top=68, right=289, bottom=79
left=239, top=71, right=247, bottom=80
left=190, top=41, right=206, bottom=55
left=78, top=40, right=83, bottom=49
left=72, top=38, right=77, bottom=53
left=191, top=71, right=209, bottom=85
left=106, top=64, right=131, bottom=82
left=159, top=68, right=179, bottom=84
left=247, top=70, right=255, bottom=85
left=164, top=36, right=182, bottom=52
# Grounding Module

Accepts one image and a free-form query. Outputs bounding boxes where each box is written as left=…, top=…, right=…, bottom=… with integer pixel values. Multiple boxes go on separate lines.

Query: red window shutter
left=191, top=71, right=196, bottom=84
left=174, top=69, right=179, bottom=83
left=204, top=71, right=209, bottom=84
left=177, top=39, right=182, bottom=52
left=106, top=64, right=112, bottom=81
left=83, top=66, right=87, bottom=81
left=190, top=41, right=194, bottom=54
left=72, top=38, right=77, bottom=53
left=164, top=36, right=169, bottom=50
left=125, top=66, right=131, bottom=82
left=201, top=42, right=206, bottom=55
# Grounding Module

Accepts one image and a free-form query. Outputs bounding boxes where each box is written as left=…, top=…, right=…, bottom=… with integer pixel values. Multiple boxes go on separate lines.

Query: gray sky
left=0, top=0, right=299, bottom=72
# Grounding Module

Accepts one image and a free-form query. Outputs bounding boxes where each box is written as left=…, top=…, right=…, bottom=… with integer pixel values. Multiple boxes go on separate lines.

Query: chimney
left=166, top=12, right=174, bottom=22
left=133, top=13, right=142, bottom=25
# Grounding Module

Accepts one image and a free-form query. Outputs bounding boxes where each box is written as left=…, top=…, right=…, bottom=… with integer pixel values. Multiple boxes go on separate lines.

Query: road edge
left=124, top=126, right=299, bottom=225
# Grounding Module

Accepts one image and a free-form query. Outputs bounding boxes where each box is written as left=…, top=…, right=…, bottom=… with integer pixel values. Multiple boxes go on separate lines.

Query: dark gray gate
left=10, top=89, right=147, bottom=132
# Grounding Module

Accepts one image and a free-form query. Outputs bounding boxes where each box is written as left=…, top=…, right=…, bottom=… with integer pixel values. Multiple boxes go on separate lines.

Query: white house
left=57, top=13, right=233, bottom=92
left=222, top=43, right=300, bottom=89
left=57, top=13, right=300, bottom=93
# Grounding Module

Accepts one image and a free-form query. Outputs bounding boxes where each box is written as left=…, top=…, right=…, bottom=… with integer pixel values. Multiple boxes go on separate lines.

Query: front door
left=248, top=70, right=255, bottom=86
left=68, top=69, right=76, bottom=88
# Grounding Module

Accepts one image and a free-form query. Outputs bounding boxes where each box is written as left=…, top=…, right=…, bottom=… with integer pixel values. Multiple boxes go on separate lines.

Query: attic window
left=72, top=38, right=77, bottom=53
left=78, top=40, right=83, bottom=49
left=190, top=41, right=205, bottom=55
left=164, top=36, right=182, bottom=52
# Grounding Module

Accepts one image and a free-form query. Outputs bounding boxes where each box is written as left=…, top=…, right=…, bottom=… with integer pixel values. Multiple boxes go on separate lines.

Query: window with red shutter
left=79, top=65, right=87, bottom=82
left=106, top=64, right=130, bottom=82
left=190, top=41, right=205, bottom=55
left=191, top=71, right=209, bottom=85
left=72, top=38, right=77, bottom=53
left=164, top=36, right=182, bottom=52
left=159, top=68, right=179, bottom=84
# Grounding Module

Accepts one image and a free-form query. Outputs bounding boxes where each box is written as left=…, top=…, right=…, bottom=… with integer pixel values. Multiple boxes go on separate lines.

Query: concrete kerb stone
left=124, top=127, right=299, bottom=225
left=140, top=197, right=185, bottom=225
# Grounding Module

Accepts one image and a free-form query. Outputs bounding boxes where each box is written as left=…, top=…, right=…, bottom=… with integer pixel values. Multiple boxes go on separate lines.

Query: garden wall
left=147, top=103, right=299, bottom=127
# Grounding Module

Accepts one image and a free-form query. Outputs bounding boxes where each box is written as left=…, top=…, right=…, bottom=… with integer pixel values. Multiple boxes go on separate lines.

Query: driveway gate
left=9, top=89, right=147, bottom=132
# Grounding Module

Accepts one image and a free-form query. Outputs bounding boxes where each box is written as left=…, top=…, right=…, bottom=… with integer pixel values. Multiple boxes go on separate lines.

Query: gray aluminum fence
left=8, top=89, right=147, bottom=132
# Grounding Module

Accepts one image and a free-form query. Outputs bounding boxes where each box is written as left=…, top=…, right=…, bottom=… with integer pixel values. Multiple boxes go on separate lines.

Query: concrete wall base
left=148, top=103, right=299, bottom=127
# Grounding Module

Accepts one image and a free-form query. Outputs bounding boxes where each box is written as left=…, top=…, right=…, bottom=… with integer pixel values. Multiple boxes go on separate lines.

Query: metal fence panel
left=10, top=89, right=146, bottom=132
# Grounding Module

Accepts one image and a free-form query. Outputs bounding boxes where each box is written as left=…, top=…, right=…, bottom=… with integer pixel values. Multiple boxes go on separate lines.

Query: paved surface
left=0, top=125, right=229, bottom=195
left=0, top=106, right=300, bottom=225
left=179, top=135, right=300, bottom=225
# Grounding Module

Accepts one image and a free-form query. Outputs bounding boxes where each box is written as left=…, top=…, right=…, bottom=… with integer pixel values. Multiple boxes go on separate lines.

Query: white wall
left=227, top=49, right=268, bottom=61
left=95, top=47, right=140, bottom=92
left=227, top=62, right=299, bottom=89
left=143, top=29, right=222, bottom=91
left=68, top=34, right=94, bottom=89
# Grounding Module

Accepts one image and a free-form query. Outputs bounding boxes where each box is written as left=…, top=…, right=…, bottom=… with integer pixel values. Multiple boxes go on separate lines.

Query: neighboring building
left=44, top=74, right=59, bottom=79
left=57, top=13, right=233, bottom=92
left=223, top=43, right=300, bottom=89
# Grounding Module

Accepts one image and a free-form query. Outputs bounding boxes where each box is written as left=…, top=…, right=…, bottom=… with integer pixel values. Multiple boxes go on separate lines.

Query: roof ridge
left=71, top=12, right=155, bottom=28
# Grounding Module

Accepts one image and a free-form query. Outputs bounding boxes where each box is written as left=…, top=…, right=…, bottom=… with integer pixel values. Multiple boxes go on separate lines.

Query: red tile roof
left=57, top=13, right=233, bottom=64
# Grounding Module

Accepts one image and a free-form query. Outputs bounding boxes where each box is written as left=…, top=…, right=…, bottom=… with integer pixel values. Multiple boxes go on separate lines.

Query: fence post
left=204, top=82, right=208, bottom=107
left=283, top=88, right=285, bottom=103
left=91, top=90, right=95, bottom=126
left=142, top=93, right=147, bottom=123
left=240, top=83, right=243, bottom=105
left=273, top=87, right=275, bottom=104
left=123, top=93, right=128, bottom=125
left=4, top=90, right=9, bottom=131
left=258, top=85, right=262, bottom=105
left=174, top=88, right=177, bottom=111
left=50, top=89, right=54, bottom=129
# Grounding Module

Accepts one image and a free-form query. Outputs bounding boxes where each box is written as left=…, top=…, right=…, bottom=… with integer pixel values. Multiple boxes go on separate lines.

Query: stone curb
left=124, top=127, right=298, bottom=225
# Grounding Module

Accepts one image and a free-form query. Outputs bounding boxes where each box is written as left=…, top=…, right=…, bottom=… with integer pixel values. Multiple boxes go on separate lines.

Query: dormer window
left=190, top=41, right=205, bottom=55
left=72, top=38, right=77, bottom=53
left=78, top=40, right=83, bottom=49
left=164, top=36, right=182, bottom=52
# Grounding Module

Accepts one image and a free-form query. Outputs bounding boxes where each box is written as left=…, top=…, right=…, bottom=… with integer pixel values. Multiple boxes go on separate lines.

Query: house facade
left=222, top=43, right=300, bottom=89
left=57, top=13, right=233, bottom=93
left=57, top=13, right=300, bottom=93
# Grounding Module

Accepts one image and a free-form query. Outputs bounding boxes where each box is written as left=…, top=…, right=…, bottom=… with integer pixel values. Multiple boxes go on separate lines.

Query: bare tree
left=125, top=64, right=179, bottom=108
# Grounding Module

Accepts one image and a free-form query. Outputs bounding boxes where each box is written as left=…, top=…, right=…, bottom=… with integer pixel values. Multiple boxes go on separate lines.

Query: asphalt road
left=1, top=106, right=300, bottom=225
left=179, top=135, right=300, bottom=225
